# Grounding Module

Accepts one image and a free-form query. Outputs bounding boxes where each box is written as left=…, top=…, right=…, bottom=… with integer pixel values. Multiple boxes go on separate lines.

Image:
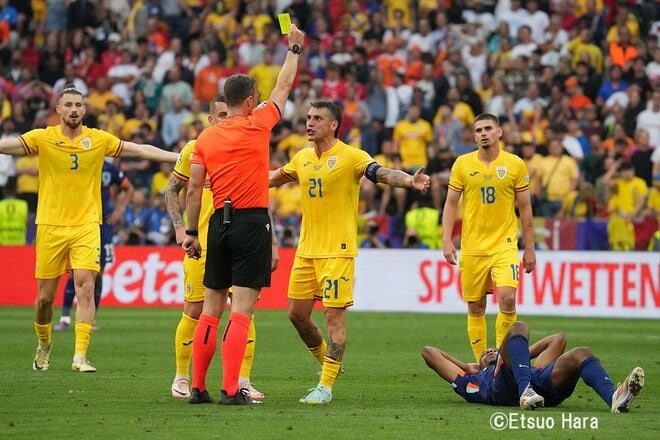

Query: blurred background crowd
left=0, top=0, right=658, bottom=251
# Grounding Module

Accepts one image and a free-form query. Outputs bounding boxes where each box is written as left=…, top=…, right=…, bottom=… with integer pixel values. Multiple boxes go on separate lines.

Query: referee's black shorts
left=204, top=208, right=272, bottom=290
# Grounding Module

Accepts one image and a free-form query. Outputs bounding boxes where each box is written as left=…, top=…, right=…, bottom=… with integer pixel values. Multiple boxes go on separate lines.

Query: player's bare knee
left=288, top=309, right=308, bottom=326
left=468, top=301, right=486, bottom=315
left=570, top=346, right=593, bottom=363
left=36, top=295, right=54, bottom=310
left=509, top=321, right=530, bottom=337
left=498, top=295, right=516, bottom=311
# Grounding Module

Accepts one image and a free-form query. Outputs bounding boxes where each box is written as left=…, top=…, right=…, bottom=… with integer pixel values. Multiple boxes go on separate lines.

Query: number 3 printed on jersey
left=69, top=153, right=79, bottom=171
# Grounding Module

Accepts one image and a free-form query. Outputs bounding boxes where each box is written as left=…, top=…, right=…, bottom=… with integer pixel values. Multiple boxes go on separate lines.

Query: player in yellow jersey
left=165, top=95, right=264, bottom=401
left=442, top=113, right=536, bottom=363
left=269, top=101, right=430, bottom=405
left=0, top=86, right=178, bottom=373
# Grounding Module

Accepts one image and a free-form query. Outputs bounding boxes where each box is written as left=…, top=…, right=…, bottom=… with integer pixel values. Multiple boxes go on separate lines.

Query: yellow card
left=278, top=13, right=291, bottom=34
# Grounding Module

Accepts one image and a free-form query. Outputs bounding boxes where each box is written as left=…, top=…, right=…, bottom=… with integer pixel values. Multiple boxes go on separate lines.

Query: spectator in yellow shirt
left=394, top=103, right=433, bottom=171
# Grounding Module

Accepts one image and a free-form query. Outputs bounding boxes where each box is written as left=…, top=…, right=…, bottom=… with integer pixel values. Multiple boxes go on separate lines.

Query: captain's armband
left=364, top=162, right=382, bottom=184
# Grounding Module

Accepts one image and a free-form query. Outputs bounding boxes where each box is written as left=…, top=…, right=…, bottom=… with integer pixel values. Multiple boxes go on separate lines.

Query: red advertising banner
left=2, top=246, right=658, bottom=318
left=0, top=246, right=295, bottom=309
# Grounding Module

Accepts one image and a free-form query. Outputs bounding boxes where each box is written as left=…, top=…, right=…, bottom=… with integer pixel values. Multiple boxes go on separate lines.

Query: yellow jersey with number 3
left=448, top=150, right=529, bottom=256
left=173, top=140, right=214, bottom=249
left=18, top=125, right=123, bottom=226
left=281, top=140, right=374, bottom=258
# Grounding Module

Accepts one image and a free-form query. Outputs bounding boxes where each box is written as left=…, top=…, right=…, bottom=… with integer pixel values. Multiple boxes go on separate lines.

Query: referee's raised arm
left=268, top=23, right=305, bottom=112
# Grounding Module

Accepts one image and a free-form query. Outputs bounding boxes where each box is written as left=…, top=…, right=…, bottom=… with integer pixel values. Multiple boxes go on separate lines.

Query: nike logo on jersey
left=471, top=339, right=482, bottom=345
left=54, top=141, right=65, bottom=146
left=340, top=276, right=350, bottom=282
left=303, top=161, right=312, bottom=167
left=469, top=171, right=479, bottom=176
left=182, top=340, right=193, bottom=346
left=518, top=364, right=529, bottom=368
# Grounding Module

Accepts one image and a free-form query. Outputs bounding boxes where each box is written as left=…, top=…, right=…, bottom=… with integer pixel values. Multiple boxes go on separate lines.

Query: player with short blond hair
left=0, top=86, right=177, bottom=373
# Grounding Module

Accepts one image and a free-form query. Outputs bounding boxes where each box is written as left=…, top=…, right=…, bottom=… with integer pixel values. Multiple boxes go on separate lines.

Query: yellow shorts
left=35, top=223, right=100, bottom=279
left=183, top=251, right=234, bottom=302
left=459, top=248, right=520, bottom=302
left=288, top=256, right=354, bottom=308
left=183, top=253, right=206, bottom=303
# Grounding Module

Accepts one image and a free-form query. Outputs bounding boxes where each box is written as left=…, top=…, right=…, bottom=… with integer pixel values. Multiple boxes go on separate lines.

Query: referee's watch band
left=185, top=230, right=198, bottom=236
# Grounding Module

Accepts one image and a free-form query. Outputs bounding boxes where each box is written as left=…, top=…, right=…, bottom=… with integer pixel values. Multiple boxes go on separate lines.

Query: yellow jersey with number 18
left=18, top=125, right=123, bottom=226
left=172, top=140, right=214, bottom=249
left=448, top=150, right=529, bottom=256
left=281, top=140, right=374, bottom=258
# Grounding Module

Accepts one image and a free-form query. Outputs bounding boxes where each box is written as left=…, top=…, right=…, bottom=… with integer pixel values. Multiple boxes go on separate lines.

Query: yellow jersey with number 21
left=281, top=140, right=374, bottom=258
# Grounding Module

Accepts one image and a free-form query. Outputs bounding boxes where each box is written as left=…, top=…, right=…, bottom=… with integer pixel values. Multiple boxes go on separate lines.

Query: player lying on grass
left=422, top=321, right=644, bottom=412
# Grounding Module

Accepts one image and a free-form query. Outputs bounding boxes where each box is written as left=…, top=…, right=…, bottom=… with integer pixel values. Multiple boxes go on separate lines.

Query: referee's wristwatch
left=288, top=44, right=302, bottom=55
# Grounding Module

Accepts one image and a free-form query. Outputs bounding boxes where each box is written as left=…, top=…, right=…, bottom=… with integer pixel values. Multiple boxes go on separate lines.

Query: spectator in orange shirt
left=193, top=50, right=223, bottom=103
left=564, top=76, right=593, bottom=111
left=609, top=26, right=637, bottom=72
left=376, top=38, right=405, bottom=87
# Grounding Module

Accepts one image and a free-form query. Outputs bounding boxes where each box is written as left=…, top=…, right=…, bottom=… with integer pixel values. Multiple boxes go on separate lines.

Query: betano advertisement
left=0, top=247, right=658, bottom=318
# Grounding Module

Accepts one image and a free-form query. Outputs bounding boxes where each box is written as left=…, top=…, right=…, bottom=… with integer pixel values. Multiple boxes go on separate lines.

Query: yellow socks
left=175, top=312, right=198, bottom=377
left=496, top=309, right=517, bottom=348
left=319, top=356, right=341, bottom=390
left=308, top=340, right=327, bottom=365
left=74, top=321, right=93, bottom=359
left=239, top=315, right=256, bottom=379
left=34, top=322, right=51, bottom=346
left=467, top=312, right=487, bottom=362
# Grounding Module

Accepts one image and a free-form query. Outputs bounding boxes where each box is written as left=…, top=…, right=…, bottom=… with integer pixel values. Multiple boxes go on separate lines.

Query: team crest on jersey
left=496, top=166, right=507, bottom=179
left=80, top=138, right=91, bottom=149
left=327, top=156, right=338, bottom=170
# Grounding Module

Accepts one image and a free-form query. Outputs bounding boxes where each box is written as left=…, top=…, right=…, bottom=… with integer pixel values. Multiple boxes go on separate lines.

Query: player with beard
left=442, top=113, right=536, bottom=363
left=0, top=86, right=178, bottom=373
left=268, top=101, right=431, bottom=404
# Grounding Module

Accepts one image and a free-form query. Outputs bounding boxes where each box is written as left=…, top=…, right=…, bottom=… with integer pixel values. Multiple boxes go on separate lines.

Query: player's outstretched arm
left=269, top=168, right=294, bottom=188
left=375, top=166, right=431, bottom=191
left=165, top=174, right=187, bottom=244
left=0, top=138, right=27, bottom=155
left=122, top=142, right=179, bottom=163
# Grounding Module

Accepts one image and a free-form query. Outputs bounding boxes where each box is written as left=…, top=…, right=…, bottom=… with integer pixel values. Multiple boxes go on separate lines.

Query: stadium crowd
left=0, top=0, right=659, bottom=251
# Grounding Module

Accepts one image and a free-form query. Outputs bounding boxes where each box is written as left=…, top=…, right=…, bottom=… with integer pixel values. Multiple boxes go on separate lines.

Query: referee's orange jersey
left=191, top=101, right=281, bottom=209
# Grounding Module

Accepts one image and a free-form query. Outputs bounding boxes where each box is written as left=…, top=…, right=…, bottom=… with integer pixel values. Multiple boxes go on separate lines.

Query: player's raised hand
left=412, top=166, right=431, bottom=192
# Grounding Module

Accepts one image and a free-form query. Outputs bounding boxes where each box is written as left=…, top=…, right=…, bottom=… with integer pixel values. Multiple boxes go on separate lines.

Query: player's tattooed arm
left=376, top=167, right=414, bottom=188
left=165, top=175, right=186, bottom=244
left=375, top=166, right=431, bottom=191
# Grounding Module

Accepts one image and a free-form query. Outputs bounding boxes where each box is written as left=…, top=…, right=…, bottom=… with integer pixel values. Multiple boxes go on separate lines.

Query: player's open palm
left=412, top=166, right=431, bottom=192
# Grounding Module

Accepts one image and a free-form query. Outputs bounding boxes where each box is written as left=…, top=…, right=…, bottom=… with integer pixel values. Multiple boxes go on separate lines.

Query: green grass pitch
left=0, top=308, right=657, bottom=439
